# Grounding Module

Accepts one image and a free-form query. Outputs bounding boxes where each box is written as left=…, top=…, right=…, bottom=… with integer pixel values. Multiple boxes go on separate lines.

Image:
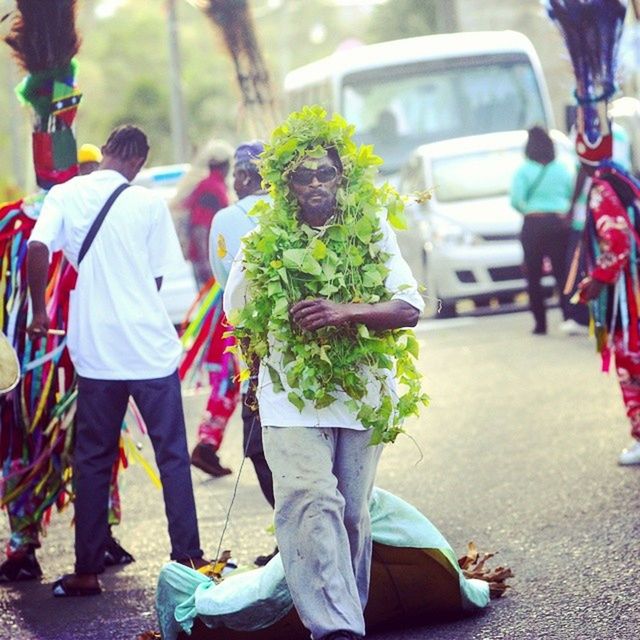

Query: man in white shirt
left=224, top=143, right=423, bottom=640
left=27, top=125, right=206, bottom=597
left=205, top=141, right=275, bottom=507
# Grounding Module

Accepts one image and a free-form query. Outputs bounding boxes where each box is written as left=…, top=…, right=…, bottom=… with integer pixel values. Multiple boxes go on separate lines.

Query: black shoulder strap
left=78, top=183, right=130, bottom=265
left=524, top=164, right=550, bottom=204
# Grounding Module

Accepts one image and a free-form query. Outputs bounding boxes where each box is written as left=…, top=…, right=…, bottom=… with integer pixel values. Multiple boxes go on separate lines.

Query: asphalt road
left=1, top=308, right=639, bottom=640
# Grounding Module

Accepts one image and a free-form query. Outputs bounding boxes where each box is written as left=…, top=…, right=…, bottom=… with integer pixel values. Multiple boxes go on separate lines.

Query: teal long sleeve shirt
left=510, top=158, right=574, bottom=215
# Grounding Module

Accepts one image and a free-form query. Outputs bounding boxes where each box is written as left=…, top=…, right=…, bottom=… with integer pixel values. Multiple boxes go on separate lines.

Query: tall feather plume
left=198, top=0, right=279, bottom=135
left=4, top=0, right=81, bottom=73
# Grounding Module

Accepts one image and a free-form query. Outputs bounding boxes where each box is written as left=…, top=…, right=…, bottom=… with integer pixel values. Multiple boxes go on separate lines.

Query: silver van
left=396, top=130, right=574, bottom=317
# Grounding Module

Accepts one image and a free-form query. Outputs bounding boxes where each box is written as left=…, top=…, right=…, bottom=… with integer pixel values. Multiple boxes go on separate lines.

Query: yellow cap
left=77, top=143, right=103, bottom=164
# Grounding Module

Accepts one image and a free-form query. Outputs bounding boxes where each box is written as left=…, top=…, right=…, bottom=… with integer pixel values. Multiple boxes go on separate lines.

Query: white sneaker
left=559, top=319, right=589, bottom=336
left=618, top=441, right=640, bottom=465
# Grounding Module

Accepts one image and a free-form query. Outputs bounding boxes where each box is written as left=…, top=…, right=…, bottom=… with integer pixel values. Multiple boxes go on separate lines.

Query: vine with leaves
left=230, top=106, right=428, bottom=444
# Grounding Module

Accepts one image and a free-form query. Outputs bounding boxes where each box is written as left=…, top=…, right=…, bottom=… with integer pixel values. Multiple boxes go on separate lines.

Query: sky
left=95, top=0, right=128, bottom=20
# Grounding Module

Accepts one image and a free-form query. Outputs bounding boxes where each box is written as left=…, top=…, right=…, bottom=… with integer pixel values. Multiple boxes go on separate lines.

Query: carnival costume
left=0, top=1, right=132, bottom=580
left=548, top=0, right=640, bottom=463
left=179, top=279, right=240, bottom=476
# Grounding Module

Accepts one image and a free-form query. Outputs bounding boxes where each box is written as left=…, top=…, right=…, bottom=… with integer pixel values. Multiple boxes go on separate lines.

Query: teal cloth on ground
left=155, top=487, right=490, bottom=639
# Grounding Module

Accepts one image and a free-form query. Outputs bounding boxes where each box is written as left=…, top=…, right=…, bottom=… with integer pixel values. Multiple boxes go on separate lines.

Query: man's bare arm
left=27, top=241, right=50, bottom=337
left=290, top=299, right=420, bottom=333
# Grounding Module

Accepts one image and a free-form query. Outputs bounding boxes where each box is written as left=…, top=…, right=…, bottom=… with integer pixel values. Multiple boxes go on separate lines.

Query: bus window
left=342, top=56, right=546, bottom=174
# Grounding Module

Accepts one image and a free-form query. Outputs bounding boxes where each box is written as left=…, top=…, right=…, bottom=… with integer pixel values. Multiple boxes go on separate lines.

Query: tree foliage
left=367, top=0, right=443, bottom=43
left=0, top=0, right=451, bottom=187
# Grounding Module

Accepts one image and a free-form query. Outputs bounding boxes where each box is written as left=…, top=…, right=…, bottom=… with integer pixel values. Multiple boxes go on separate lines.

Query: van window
left=342, top=56, right=545, bottom=174
left=432, top=148, right=523, bottom=202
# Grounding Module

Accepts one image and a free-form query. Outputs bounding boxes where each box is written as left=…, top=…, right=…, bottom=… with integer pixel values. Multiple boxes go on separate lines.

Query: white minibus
left=285, top=31, right=554, bottom=177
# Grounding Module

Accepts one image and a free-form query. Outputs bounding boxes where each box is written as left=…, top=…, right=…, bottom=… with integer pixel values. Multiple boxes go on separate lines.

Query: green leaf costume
left=232, top=106, right=428, bottom=444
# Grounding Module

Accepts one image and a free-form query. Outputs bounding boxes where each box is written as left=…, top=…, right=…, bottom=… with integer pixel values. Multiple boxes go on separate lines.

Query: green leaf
left=327, top=225, right=348, bottom=243
left=347, top=245, right=364, bottom=267
left=275, top=138, right=298, bottom=160
left=345, top=399, right=359, bottom=414
left=301, top=254, right=322, bottom=276
left=310, top=239, right=327, bottom=260
left=273, top=297, right=289, bottom=317
left=287, top=392, right=305, bottom=412
left=406, top=334, right=420, bottom=359
left=267, top=281, right=283, bottom=297
left=315, top=393, right=336, bottom=409
left=282, top=249, right=306, bottom=269
left=363, top=269, right=383, bottom=288
left=267, top=365, right=284, bottom=393
left=319, top=344, right=332, bottom=364
left=319, top=282, right=338, bottom=296
left=354, top=216, right=373, bottom=244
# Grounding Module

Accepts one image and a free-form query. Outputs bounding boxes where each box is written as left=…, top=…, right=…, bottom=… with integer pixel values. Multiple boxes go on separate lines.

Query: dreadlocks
left=103, top=125, right=149, bottom=161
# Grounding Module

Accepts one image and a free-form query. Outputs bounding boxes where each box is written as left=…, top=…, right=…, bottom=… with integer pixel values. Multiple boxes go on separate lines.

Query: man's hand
left=577, top=276, right=605, bottom=303
left=290, top=299, right=353, bottom=332
left=27, top=311, right=50, bottom=341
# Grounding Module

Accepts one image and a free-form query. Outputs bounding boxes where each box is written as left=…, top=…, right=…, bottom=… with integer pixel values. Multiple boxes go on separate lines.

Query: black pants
left=74, top=371, right=202, bottom=574
left=241, top=390, right=275, bottom=509
left=521, top=214, right=569, bottom=331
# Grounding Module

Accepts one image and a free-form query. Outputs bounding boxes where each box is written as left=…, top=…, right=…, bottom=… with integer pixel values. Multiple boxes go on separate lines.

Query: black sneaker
left=104, top=535, right=135, bottom=566
left=0, top=548, right=43, bottom=582
left=190, top=442, right=232, bottom=477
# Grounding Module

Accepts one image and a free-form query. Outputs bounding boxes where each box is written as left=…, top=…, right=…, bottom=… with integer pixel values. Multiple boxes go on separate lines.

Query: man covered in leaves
left=223, top=107, right=426, bottom=640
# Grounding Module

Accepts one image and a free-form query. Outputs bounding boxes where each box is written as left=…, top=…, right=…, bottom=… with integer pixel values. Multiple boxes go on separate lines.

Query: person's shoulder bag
left=77, top=183, right=130, bottom=265
left=523, top=163, right=550, bottom=206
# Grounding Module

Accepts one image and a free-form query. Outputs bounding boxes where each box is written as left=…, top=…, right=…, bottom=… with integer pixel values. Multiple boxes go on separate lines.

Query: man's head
left=233, top=140, right=264, bottom=199
left=77, top=143, right=103, bottom=176
left=100, top=125, right=150, bottom=181
left=287, top=147, right=343, bottom=227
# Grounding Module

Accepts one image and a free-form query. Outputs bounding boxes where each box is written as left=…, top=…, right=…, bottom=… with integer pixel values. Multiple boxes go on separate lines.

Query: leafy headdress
left=232, top=106, right=428, bottom=444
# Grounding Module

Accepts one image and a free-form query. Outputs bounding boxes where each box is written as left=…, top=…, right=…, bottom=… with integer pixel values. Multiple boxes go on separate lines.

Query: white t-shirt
left=29, top=169, right=185, bottom=380
left=223, top=213, right=424, bottom=428
left=208, top=194, right=268, bottom=288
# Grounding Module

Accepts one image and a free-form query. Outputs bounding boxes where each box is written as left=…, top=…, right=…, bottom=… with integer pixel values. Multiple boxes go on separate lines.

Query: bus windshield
left=342, top=57, right=546, bottom=174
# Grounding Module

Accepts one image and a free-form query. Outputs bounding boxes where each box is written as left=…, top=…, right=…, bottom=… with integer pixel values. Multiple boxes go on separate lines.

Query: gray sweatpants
left=262, top=426, right=381, bottom=640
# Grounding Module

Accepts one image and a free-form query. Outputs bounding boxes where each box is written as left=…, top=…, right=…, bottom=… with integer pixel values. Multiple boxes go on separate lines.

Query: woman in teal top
left=510, top=126, right=574, bottom=334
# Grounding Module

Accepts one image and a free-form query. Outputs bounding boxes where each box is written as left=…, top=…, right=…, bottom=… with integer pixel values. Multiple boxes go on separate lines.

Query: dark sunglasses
left=290, top=165, right=339, bottom=186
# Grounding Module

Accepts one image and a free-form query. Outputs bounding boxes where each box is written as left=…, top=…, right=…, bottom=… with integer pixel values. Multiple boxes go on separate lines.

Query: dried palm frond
left=458, top=541, right=514, bottom=599
left=4, top=0, right=80, bottom=73
left=197, top=0, right=279, bottom=135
